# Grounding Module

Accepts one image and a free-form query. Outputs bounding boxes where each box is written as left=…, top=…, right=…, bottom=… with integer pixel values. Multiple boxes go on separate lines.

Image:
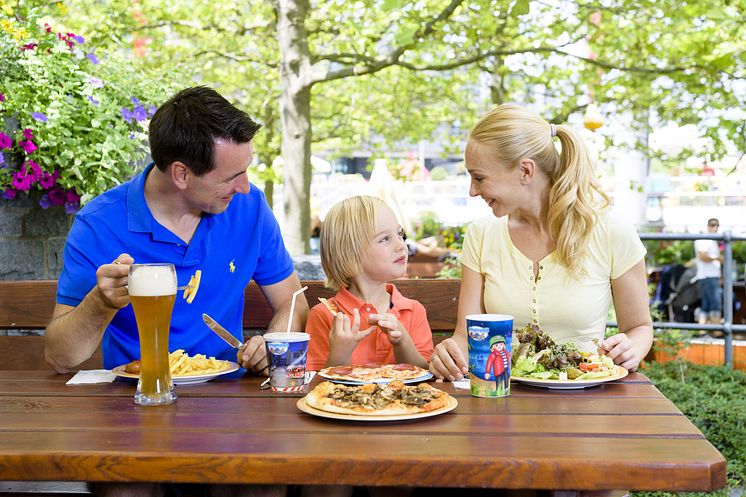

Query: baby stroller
left=665, top=265, right=700, bottom=323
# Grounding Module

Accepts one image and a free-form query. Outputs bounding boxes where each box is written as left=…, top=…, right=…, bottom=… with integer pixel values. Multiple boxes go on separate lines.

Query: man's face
left=707, top=220, right=719, bottom=233
left=187, top=140, right=253, bottom=215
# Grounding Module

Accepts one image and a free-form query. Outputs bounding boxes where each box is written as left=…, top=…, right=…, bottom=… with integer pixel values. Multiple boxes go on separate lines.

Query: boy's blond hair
left=320, top=195, right=388, bottom=291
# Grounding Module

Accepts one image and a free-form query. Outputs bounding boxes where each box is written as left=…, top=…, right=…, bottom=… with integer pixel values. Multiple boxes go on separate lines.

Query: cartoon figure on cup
left=485, top=335, right=510, bottom=394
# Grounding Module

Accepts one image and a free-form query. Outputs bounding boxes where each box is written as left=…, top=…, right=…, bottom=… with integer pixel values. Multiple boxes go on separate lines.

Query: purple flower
left=39, top=171, right=55, bottom=189
left=65, top=190, right=81, bottom=204
left=73, top=35, right=85, bottom=44
left=48, top=187, right=66, bottom=206
left=64, top=201, right=80, bottom=215
left=148, top=106, right=157, bottom=117
left=19, top=140, right=37, bottom=154
left=88, top=77, right=104, bottom=88
left=21, top=43, right=38, bottom=51
left=87, top=96, right=100, bottom=106
left=0, top=92, right=5, bottom=102
left=130, top=96, right=141, bottom=106
left=30, top=112, right=48, bottom=123
left=0, top=132, right=11, bottom=149
left=129, top=132, right=135, bottom=139
left=120, top=107, right=134, bottom=123
left=0, top=152, right=4, bottom=167
left=52, top=169, right=60, bottom=180
left=86, top=53, right=99, bottom=65
left=38, top=194, right=51, bottom=209
left=132, top=104, right=147, bottom=122
left=22, top=128, right=34, bottom=140
left=2, top=189, right=17, bottom=200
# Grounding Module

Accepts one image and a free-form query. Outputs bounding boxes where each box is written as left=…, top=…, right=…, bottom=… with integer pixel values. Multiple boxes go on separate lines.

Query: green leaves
left=509, top=0, right=530, bottom=18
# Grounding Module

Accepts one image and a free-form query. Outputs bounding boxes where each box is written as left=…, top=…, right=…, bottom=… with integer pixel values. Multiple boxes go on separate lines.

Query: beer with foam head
left=129, top=263, right=177, bottom=405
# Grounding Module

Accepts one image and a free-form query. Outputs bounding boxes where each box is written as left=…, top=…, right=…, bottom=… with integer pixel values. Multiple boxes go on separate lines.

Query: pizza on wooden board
left=319, top=363, right=429, bottom=382
left=304, top=380, right=451, bottom=416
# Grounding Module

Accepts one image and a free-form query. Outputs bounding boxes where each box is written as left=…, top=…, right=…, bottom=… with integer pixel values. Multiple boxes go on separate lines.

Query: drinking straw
left=286, top=286, right=308, bottom=334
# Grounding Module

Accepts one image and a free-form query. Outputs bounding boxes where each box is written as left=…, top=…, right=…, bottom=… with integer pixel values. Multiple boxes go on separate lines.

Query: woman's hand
left=598, top=333, right=646, bottom=372
left=429, top=337, right=468, bottom=381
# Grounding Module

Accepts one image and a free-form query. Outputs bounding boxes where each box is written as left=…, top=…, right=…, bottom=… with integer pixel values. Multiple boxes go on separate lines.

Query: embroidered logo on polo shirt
left=229, top=260, right=236, bottom=273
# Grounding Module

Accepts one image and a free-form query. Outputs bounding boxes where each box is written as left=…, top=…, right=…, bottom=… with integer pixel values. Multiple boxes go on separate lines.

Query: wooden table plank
left=0, top=406, right=704, bottom=437
left=0, top=394, right=682, bottom=416
left=0, top=431, right=725, bottom=491
left=0, top=371, right=726, bottom=492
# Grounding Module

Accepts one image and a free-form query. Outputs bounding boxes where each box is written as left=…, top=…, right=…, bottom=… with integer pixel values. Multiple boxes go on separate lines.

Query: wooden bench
left=0, top=279, right=460, bottom=371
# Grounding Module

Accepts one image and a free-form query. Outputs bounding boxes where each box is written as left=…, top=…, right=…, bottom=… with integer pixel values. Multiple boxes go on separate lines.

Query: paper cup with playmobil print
left=264, top=332, right=310, bottom=392
left=466, top=314, right=513, bottom=398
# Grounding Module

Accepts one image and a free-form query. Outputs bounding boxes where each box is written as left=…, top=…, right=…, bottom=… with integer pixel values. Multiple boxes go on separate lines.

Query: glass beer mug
left=128, top=263, right=177, bottom=406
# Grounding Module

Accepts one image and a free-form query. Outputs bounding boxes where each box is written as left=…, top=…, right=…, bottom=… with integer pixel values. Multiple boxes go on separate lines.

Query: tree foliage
left=49, top=0, right=746, bottom=252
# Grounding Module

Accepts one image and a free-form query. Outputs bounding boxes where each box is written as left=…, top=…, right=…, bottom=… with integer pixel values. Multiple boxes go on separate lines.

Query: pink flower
left=39, top=171, right=55, bottom=189
left=23, top=128, right=34, bottom=140
left=0, top=132, right=11, bottom=149
left=19, top=140, right=37, bottom=154
left=2, top=189, right=17, bottom=200
left=65, top=190, right=81, bottom=203
left=12, top=170, right=32, bottom=191
left=25, top=160, right=42, bottom=180
left=52, top=169, right=61, bottom=180
left=48, top=187, right=66, bottom=206
left=0, top=92, right=5, bottom=102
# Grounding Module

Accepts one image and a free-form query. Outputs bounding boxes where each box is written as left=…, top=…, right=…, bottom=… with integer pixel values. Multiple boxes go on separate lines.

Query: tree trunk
left=275, top=0, right=312, bottom=255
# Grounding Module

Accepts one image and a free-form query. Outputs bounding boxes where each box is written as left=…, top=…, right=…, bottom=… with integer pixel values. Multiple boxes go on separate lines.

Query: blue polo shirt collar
left=126, top=163, right=215, bottom=258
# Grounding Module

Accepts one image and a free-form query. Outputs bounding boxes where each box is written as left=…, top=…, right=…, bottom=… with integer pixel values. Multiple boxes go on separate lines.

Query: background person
left=429, top=103, right=653, bottom=382
left=694, top=218, right=723, bottom=325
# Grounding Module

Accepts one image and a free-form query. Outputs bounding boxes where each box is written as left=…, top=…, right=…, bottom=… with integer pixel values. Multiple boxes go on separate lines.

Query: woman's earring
left=520, top=179, right=528, bottom=186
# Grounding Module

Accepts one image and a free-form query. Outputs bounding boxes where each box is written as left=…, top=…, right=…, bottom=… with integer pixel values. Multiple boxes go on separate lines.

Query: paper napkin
left=66, top=369, right=117, bottom=385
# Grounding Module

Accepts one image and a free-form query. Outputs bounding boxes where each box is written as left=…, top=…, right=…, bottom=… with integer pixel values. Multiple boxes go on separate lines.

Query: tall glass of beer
left=128, top=263, right=177, bottom=406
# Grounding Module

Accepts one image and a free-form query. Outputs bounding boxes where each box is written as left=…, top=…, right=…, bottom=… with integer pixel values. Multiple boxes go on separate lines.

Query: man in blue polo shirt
left=44, top=86, right=308, bottom=382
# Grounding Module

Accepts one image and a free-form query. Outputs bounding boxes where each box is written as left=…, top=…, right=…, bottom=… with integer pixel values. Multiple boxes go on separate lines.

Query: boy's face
left=358, top=206, right=408, bottom=284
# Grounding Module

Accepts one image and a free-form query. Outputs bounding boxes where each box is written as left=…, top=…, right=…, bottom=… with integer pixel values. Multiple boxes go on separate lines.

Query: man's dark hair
left=149, top=86, right=262, bottom=175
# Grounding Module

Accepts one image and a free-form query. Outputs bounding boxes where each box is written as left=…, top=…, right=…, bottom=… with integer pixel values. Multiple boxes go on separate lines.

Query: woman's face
left=464, top=140, right=523, bottom=218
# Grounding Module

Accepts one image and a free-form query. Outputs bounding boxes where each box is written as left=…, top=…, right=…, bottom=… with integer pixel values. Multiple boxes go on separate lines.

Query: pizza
left=319, top=363, right=429, bottom=383
left=304, top=380, right=452, bottom=416
left=318, top=297, right=339, bottom=316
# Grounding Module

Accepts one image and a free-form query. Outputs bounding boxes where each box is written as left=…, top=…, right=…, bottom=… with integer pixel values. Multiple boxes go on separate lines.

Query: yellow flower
left=0, top=20, right=13, bottom=34
left=1, top=4, right=12, bottom=16
left=56, top=3, right=68, bottom=15
left=12, top=26, right=27, bottom=41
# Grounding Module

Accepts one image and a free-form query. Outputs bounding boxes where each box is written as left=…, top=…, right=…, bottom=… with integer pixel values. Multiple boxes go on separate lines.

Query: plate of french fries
left=112, top=349, right=239, bottom=385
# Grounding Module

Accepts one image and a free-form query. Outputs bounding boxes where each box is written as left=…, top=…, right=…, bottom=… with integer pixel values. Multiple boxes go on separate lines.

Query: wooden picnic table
left=0, top=371, right=726, bottom=492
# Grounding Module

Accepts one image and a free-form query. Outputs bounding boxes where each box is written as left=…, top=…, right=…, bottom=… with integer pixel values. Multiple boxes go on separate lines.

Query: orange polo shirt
left=305, top=283, right=434, bottom=371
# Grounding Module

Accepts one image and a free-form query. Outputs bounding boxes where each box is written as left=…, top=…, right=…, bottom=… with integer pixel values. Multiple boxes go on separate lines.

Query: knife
left=202, top=313, right=243, bottom=349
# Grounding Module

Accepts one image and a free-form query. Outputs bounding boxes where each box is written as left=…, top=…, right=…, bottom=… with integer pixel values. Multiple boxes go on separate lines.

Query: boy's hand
left=368, top=313, right=407, bottom=345
left=328, top=308, right=376, bottom=357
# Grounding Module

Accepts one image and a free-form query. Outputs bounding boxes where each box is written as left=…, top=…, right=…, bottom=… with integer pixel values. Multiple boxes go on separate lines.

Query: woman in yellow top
left=429, top=103, right=653, bottom=381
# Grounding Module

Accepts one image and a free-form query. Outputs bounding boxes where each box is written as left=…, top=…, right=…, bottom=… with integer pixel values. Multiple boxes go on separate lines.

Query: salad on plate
left=511, top=324, right=618, bottom=381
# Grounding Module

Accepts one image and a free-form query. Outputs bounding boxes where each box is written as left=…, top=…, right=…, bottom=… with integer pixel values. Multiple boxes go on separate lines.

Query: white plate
left=511, top=365, right=628, bottom=389
left=317, top=371, right=434, bottom=385
left=296, top=395, right=457, bottom=422
left=112, top=361, right=240, bottom=385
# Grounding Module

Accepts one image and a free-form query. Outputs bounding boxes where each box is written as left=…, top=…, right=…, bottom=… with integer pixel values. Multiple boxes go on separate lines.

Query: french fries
left=182, top=269, right=202, bottom=304
left=168, top=349, right=230, bottom=376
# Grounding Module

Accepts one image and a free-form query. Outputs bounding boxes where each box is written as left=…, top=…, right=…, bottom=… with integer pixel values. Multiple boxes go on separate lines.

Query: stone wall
left=0, top=198, right=72, bottom=280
